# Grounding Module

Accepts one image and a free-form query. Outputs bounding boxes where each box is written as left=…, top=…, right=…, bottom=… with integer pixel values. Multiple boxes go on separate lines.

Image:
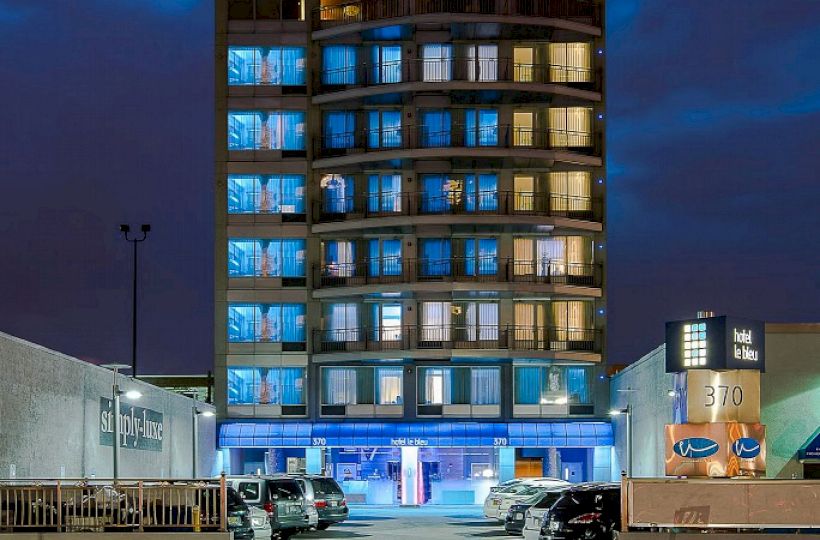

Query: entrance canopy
left=798, top=427, right=820, bottom=461
left=219, top=421, right=613, bottom=448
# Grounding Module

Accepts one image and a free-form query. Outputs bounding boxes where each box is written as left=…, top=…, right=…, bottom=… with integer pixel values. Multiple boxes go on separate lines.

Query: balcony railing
left=314, top=191, right=601, bottom=223
left=313, top=0, right=601, bottom=31
left=315, top=258, right=602, bottom=288
left=318, top=57, right=596, bottom=92
left=313, top=325, right=600, bottom=353
left=316, top=124, right=598, bottom=159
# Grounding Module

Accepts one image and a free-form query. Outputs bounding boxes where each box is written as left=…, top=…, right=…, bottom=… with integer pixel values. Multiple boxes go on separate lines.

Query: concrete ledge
left=616, top=533, right=816, bottom=540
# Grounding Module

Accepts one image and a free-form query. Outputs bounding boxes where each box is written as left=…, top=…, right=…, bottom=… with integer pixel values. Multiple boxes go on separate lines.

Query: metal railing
left=313, top=0, right=601, bottom=30
left=313, top=325, right=600, bottom=353
left=314, top=191, right=600, bottom=223
left=315, top=258, right=601, bottom=288
left=318, top=56, right=596, bottom=91
left=0, top=478, right=226, bottom=533
left=316, top=124, right=598, bottom=158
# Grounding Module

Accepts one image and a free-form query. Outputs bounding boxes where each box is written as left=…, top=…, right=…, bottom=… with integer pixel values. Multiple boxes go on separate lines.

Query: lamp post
left=102, top=363, right=142, bottom=480
left=119, top=224, right=151, bottom=378
left=609, top=405, right=632, bottom=477
left=192, top=404, right=215, bottom=478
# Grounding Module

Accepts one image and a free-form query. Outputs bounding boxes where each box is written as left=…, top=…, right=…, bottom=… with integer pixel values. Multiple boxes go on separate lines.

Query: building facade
left=610, top=323, right=820, bottom=480
left=215, top=0, right=611, bottom=504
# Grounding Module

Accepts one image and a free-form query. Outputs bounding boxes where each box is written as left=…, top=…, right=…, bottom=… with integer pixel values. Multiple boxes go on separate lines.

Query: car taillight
left=263, top=502, right=274, bottom=515
left=340, top=499, right=346, bottom=507
left=568, top=512, right=601, bottom=524
left=314, top=500, right=327, bottom=509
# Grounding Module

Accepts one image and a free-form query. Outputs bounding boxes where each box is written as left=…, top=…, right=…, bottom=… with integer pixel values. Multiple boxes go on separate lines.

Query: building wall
left=0, top=332, right=217, bottom=479
left=610, top=324, right=820, bottom=479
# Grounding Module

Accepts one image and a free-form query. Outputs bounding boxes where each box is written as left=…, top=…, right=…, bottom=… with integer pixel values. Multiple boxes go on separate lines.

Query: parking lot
left=299, top=505, right=508, bottom=539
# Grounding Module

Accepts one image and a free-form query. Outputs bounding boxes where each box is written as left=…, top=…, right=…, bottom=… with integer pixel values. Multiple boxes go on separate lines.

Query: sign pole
left=113, top=382, right=121, bottom=480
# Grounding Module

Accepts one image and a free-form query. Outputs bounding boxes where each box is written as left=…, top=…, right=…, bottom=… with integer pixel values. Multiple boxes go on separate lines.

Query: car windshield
left=312, top=478, right=343, bottom=496
left=522, top=489, right=551, bottom=503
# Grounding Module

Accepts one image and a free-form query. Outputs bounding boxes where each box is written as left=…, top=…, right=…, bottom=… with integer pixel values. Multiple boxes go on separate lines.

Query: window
left=228, top=238, right=306, bottom=277
left=513, top=236, right=592, bottom=276
left=368, top=238, right=402, bottom=277
left=549, top=107, right=592, bottom=147
left=367, top=173, right=401, bottom=213
left=370, top=303, right=403, bottom=341
left=324, top=111, right=356, bottom=149
left=457, top=302, right=499, bottom=341
left=465, top=109, right=498, bottom=146
left=371, top=45, right=402, bottom=84
left=323, top=240, right=356, bottom=277
left=324, top=303, right=360, bottom=342
left=228, top=47, right=306, bottom=86
left=227, top=366, right=306, bottom=405
left=367, top=110, right=402, bottom=148
left=421, top=44, right=452, bottom=82
left=513, top=111, right=535, bottom=147
left=552, top=301, right=594, bottom=342
left=229, top=174, right=307, bottom=215
left=463, top=238, right=497, bottom=276
left=418, top=367, right=499, bottom=405
left=420, top=174, right=451, bottom=213
left=420, top=110, right=451, bottom=147
left=464, top=173, right=498, bottom=211
left=419, top=239, right=451, bottom=276
left=513, top=302, right=549, bottom=344
left=228, top=111, right=306, bottom=150
left=321, top=174, right=354, bottom=213
left=322, top=366, right=404, bottom=405
left=466, top=44, right=498, bottom=81
left=420, top=301, right=451, bottom=342
left=323, top=45, right=357, bottom=84
left=549, top=171, right=592, bottom=213
left=514, top=365, right=591, bottom=405
left=513, top=175, right=536, bottom=211
left=548, top=43, right=592, bottom=83
left=513, top=46, right=535, bottom=82
left=227, top=303, right=306, bottom=342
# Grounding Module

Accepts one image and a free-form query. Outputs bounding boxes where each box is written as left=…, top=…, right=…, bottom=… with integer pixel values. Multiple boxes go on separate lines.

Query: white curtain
left=549, top=107, right=592, bottom=147
left=471, top=368, right=500, bottom=405
left=421, top=301, right=451, bottom=341
left=537, top=237, right=565, bottom=276
left=548, top=43, right=592, bottom=83
left=550, top=171, right=591, bottom=211
left=328, top=303, right=359, bottom=341
left=377, top=368, right=403, bottom=405
left=323, top=368, right=356, bottom=405
left=467, top=44, right=498, bottom=81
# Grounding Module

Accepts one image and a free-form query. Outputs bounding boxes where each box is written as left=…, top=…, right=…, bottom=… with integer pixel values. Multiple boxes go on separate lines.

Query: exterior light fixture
left=123, top=389, right=142, bottom=400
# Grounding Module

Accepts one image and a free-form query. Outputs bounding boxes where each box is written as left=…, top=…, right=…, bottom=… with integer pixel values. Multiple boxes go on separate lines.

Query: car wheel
left=317, top=523, right=331, bottom=530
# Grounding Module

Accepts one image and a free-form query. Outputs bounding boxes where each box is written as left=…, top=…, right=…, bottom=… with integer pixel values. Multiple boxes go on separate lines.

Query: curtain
left=281, top=303, right=305, bottom=342
left=450, top=368, right=470, bottom=405
left=324, top=241, right=355, bottom=276
left=420, top=239, right=451, bottom=276
left=467, top=44, right=498, bottom=82
left=324, top=111, right=354, bottom=148
left=322, top=368, right=356, bottom=405
left=513, top=47, right=534, bottom=82
left=368, top=110, right=401, bottom=148
left=383, top=239, right=401, bottom=275
left=368, top=239, right=380, bottom=277
left=228, top=240, right=255, bottom=277
left=419, top=367, right=444, bottom=404
left=281, top=47, right=306, bottom=85
left=514, top=175, right=535, bottom=211
left=478, top=238, right=497, bottom=275
left=471, top=367, right=500, bottom=404
left=513, top=238, right=534, bottom=276
left=323, top=45, right=357, bottom=84
left=280, top=368, right=304, bottom=405
left=548, top=42, right=592, bottom=83
left=549, top=107, right=592, bottom=147
left=372, top=45, right=402, bottom=84
left=465, top=109, right=498, bottom=146
left=326, top=303, right=359, bottom=341
left=478, top=173, right=498, bottom=211
left=513, top=111, right=535, bottom=147
left=281, top=239, right=305, bottom=277
left=515, top=367, right=542, bottom=405
left=227, top=112, right=260, bottom=149
left=322, top=174, right=354, bottom=213
left=281, top=174, right=306, bottom=213
left=422, top=44, right=452, bottom=82
left=421, top=302, right=450, bottom=341
left=356, top=368, right=375, bottom=404
left=566, top=367, right=590, bottom=404
left=550, top=171, right=591, bottom=212
left=227, top=175, right=256, bottom=214
left=227, top=304, right=257, bottom=342
left=420, top=110, right=451, bottom=147
left=376, top=367, right=403, bottom=405
left=421, top=174, right=449, bottom=212
left=537, top=237, right=566, bottom=276
left=227, top=48, right=256, bottom=85
left=227, top=367, right=257, bottom=404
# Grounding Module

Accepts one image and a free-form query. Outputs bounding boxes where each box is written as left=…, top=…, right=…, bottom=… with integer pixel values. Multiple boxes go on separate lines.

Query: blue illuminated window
left=421, top=174, right=449, bottom=213
left=514, top=365, right=591, bottom=405
left=321, top=174, right=354, bottom=213
left=464, top=238, right=497, bottom=276
left=420, top=110, right=451, bottom=147
left=227, top=303, right=306, bottom=343
left=367, top=173, right=401, bottom=213
left=228, top=111, right=306, bottom=150
left=323, top=111, right=355, bottom=149
left=323, top=240, right=355, bottom=277
left=368, top=238, right=402, bottom=277
left=465, top=109, right=499, bottom=146
left=420, top=238, right=451, bottom=276
left=228, top=238, right=306, bottom=277
left=227, top=366, right=306, bottom=405
left=371, top=45, right=402, bottom=84
left=321, top=366, right=404, bottom=406
left=368, top=110, right=402, bottom=148
left=418, top=367, right=499, bottom=405
left=228, top=47, right=306, bottom=86
left=323, top=45, right=357, bottom=84
left=421, top=44, right=452, bottom=82
left=465, top=173, right=498, bottom=211
left=227, top=174, right=306, bottom=214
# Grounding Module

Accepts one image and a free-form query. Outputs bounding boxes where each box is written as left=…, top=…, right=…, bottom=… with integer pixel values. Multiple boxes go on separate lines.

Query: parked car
left=288, top=475, right=349, bottom=530
left=490, top=478, right=526, bottom=493
left=518, top=489, right=566, bottom=539
left=227, top=476, right=311, bottom=539
left=539, top=483, right=620, bottom=540
left=484, top=478, right=568, bottom=520
left=249, top=505, right=272, bottom=539
left=225, top=486, right=255, bottom=540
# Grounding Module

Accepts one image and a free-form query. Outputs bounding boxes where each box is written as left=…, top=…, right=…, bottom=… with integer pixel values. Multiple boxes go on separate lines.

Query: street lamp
left=609, top=404, right=632, bottom=478
left=192, top=405, right=215, bottom=478
left=119, top=223, right=151, bottom=378
left=101, top=363, right=142, bottom=480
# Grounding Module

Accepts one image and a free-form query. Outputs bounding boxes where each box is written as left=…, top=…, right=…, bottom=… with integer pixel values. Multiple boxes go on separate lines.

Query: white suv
left=483, top=478, right=569, bottom=520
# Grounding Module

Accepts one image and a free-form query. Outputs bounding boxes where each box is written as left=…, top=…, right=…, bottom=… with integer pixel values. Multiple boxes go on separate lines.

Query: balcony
left=314, top=124, right=600, bottom=167
left=313, top=0, right=601, bottom=34
left=315, top=57, right=599, bottom=103
left=313, top=325, right=601, bottom=354
left=314, top=258, right=602, bottom=291
left=313, top=191, right=601, bottom=229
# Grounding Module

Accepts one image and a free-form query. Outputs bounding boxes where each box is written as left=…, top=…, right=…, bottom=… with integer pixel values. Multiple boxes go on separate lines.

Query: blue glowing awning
left=218, top=421, right=613, bottom=448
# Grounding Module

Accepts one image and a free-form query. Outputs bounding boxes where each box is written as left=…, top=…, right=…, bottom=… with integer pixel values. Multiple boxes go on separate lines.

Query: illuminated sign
left=672, top=438, right=719, bottom=459
left=665, top=422, right=766, bottom=478
left=685, top=369, right=760, bottom=423
left=99, top=398, right=164, bottom=452
left=665, top=316, right=765, bottom=372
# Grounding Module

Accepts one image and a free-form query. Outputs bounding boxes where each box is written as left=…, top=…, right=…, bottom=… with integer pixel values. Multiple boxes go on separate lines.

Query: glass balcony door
left=371, top=45, right=402, bottom=84
left=421, top=44, right=453, bottom=82
left=466, top=44, right=498, bottom=81
left=513, top=110, right=536, bottom=147
left=513, top=46, right=535, bottom=82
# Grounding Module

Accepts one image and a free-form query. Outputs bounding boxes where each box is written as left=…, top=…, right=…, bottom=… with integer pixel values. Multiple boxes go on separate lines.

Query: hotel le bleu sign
left=99, top=397, right=164, bottom=452
left=665, top=315, right=766, bottom=372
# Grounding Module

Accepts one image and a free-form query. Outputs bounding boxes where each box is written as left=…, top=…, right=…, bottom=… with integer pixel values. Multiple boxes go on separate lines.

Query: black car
left=224, top=487, right=254, bottom=540
left=539, top=483, right=620, bottom=540
left=505, top=489, right=564, bottom=536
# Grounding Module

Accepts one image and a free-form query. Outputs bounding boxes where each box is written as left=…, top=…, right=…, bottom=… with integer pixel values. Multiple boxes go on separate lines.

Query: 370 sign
left=704, top=384, right=743, bottom=407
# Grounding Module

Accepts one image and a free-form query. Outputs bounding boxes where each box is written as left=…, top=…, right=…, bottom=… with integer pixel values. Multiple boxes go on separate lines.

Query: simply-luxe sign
left=665, top=316, right=765, bottom=372
left=100, top=397, right=164, bottom=451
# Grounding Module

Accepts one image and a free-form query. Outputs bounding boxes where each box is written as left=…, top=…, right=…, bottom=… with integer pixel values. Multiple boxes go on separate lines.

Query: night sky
left=0, top=1, right=817, bottom=374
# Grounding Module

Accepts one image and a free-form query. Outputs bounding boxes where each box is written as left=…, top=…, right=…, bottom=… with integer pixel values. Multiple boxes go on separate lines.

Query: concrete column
left=400, top=446, right=420, bottom=506
left=498, top=447, right=516, bottom=482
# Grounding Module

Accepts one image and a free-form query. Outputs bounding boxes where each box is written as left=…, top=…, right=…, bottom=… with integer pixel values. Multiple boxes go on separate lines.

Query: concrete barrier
left=0, top=534, right=231, bottom=539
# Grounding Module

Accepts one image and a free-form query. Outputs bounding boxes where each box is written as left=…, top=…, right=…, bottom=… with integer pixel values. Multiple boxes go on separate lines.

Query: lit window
left=227, top=367, right=305, bottom=405
left=227, top=303, right=306, bottom=343
left=228, top=47, right=306, bottom=86
left=683, top=322, right=708, bottom=367
left=548, top=43, right=592, bottom=83
left=227, top=174, right=306, bottom=214
left=323, top=45, right=357, bottom=84
left=421, top=44, right=453, bottom=82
